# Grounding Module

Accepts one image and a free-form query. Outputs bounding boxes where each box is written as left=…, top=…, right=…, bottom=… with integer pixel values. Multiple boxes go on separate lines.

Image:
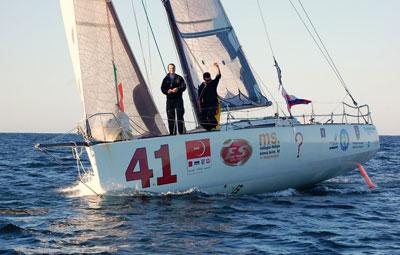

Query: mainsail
left=163, top=0, right=272, bottom=112
left=60, top=0, right=167, bottom=141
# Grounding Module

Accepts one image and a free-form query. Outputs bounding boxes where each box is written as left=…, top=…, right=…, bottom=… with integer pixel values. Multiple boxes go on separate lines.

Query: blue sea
left=0, top=133, right=399, bottom=254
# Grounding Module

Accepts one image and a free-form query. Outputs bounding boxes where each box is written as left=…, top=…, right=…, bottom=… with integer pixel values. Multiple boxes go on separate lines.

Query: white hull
left=85, top=124, right=379, bottom=195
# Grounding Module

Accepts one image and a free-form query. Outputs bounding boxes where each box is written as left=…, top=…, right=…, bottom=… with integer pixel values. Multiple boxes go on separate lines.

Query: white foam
left=269, top=188, right=299, bottom=197
left=161, top=187, right=200, bottom=196
left=60, top=173, right=104, bottom=197
left=326, top=177, right=355, bottom=184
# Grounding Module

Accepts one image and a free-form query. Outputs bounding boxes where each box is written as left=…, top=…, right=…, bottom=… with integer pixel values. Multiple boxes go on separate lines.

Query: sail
left=60, top=0, right=167, bottom=141
left=165, top=0, right=272, bottom=111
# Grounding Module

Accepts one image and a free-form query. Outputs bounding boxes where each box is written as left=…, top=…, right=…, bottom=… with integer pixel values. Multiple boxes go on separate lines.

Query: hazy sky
left=0, top=0, right=399, bottom=134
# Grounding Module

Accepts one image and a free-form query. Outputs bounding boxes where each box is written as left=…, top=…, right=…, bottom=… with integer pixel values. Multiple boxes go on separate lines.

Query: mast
left=162, top=0, right=201, bottom=126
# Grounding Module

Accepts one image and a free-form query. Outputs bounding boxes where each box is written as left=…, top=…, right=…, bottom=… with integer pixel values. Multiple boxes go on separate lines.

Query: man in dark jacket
left=161, top=63, right=186, bottom=135
left=198, top=63, right=221, bottom=131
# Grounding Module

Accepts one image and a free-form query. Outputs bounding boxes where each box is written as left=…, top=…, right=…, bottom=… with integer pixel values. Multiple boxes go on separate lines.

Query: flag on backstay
left=274, top=58, right=283, bottom=86
left=281, top=86, right=311, bottom=115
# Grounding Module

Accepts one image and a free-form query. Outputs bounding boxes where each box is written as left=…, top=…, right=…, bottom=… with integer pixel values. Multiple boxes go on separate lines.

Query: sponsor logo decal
left=329, top=133, right=339, bottom=150
left=340, top=129, right=350, bottom=151
left=259, top=132, right=280, bottom=160
left=354, top=126, right=360, bottom=140
left=320, top=128, right=326, bottom=138
left=220, top=139, right=252, bottom=166
left=352, top=126, right=364, bottom=149
left=352, top=142, right=364, bottom=149
left=185, top=138, right=211, bottom=174
left=295, top=132, right=303, bottom=158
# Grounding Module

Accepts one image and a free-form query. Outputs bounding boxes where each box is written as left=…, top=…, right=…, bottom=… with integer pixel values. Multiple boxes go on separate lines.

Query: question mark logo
left=295, top=132, right=303, bottom=158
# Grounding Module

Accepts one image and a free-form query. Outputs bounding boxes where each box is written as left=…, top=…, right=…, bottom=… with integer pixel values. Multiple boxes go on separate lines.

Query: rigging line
left=331, top=93, right=349, bottom=113
left=184, top=0, right=213, bottom=71
left=182, top=0, right=205, bottom=127
left=297, top=0, right=345, bottom=86
left=140, top=0, right=167, bottom=74
left=256, top=0, right=276, bottom=58
left=105, top=2, right=115, bottom=63
left=161, top=2, right=180, bottom=67
left=181, top=0, right=207, bottom=77
left=144, top=0, right=152, bottom=81
left=250, top=65, right=276, bottom=110
left=105, top=1, right=119, bottom=105
left=289, top=0, right=358, bottom=106
left=182, top=39, right=205, bottom=74
left=297, top=0, right=357, bottom=106
left=183, top=0, right=198, bottom=71
left=320, top=93, right=348, bottom=124
left=37, top=127, right=78, bottom=148
left=163, top=9, right=196, bottom=127
left=183, top=0, right=204, bottom=67
left=288, top=0, right=346, bottom=97
left=130, top=0, right=152, bottom=91
left=79, top=179, right=102, bottom=197
left=251, top=64, right=288, bottom=117
left=255, top=0, right=286, bottom=116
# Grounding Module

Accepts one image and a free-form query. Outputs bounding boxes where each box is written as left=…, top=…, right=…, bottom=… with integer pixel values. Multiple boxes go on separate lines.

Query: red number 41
left=125, top=144, right=177, bottom=188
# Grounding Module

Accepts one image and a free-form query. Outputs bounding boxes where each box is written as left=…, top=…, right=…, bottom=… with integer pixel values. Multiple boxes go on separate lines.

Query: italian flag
left=118, top=82, right=124, bottom=112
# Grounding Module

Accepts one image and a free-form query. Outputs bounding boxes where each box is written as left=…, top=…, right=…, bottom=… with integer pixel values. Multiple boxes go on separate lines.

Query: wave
left=244, top=223, right=278, bottom=231
left=302, top=230, right=340, bottom=238
left=304, top=203, right=356, bottom=209
left=0, top=208, right=49, bottom=216
left=0, top=223, right=26, bottom=234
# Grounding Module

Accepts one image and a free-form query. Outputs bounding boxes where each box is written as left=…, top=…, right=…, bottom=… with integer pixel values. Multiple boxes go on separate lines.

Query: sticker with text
left=259, top=132, right=280, bottom=160
left=221, top=139, right=252, bottom=166
left=185, top=138, right=211, bottom=174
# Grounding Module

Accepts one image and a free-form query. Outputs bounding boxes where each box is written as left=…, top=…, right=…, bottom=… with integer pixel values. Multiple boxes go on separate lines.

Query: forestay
left=60, top=0, right=167, bottom=141
left=168, top=0, right=272, bottom=110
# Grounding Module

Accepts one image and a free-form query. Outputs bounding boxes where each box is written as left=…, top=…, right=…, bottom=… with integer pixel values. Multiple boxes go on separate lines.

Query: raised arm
left=214, top=62, right=221, bottom=80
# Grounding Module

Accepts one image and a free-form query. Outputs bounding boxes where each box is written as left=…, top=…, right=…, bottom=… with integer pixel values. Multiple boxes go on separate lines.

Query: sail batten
left=176, top=18, right=214, bottom=25
left=60, top=0, right=167, bottom=141
left=166, top=0, right=272, bottom=111
left=76, top=22, right=116, bottom=28
left=180, top=27, right=233, bottom=38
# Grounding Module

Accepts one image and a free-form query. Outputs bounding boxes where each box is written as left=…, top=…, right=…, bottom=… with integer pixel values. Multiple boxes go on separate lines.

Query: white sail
left=167, top=0, right=272, bottom=110
left=60, top=0, right=85, bottom=111
left=60, top=0, right=167, bottom=141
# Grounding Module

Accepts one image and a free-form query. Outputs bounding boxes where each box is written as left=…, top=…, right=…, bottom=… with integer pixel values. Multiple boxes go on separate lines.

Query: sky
left=0, top=0, right=399, bottom=134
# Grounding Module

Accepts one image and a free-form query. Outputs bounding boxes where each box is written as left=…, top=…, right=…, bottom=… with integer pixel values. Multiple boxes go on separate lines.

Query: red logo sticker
left=185, top=138, right=211, bottom=173
left=220, top=139, right=252, bottom=166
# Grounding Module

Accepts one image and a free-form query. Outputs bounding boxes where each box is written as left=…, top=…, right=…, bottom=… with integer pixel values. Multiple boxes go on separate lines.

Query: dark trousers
left=200, top=106, right=217, bottom=131
left=167, top=107, right=185, bottom=135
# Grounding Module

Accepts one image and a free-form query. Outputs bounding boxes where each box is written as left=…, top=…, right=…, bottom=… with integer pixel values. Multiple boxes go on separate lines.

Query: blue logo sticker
left=340, top=129, right=349, bottom=151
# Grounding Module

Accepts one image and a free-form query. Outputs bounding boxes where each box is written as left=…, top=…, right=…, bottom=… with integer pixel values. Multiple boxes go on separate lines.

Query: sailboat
left=37, top=0, right=379, bottom=195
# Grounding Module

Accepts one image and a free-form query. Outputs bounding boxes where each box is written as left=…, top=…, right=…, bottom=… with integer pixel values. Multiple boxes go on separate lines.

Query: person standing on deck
left=198, top=63, right=222, bottom=131
left=161, top=63, right=186, bottom=135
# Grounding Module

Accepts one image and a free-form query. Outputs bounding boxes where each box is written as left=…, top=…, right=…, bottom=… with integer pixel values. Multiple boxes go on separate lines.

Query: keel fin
left=357, top=163, right=376, bottom=189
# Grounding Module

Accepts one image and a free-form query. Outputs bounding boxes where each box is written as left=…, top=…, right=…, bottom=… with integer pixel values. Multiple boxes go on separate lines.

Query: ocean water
left=0, top=133, right=399, bottom=255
